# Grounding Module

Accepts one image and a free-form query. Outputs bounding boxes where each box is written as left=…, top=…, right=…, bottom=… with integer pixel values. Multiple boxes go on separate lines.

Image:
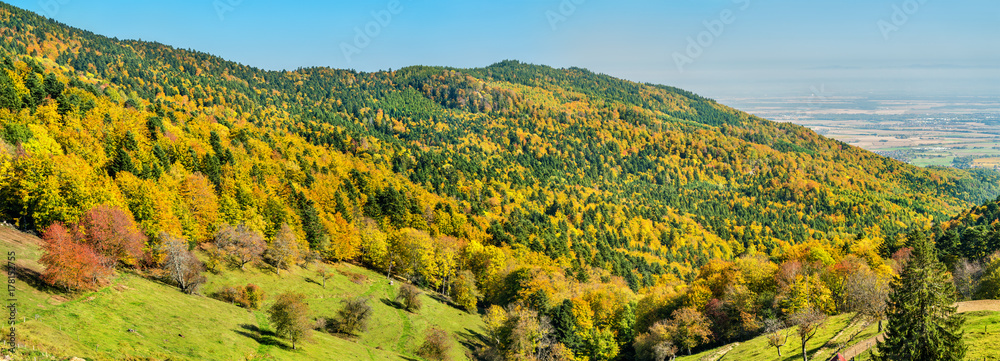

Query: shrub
left=243, top=283, right=265, bottom=309
left=396, top=283, right=422, bottom=312
left=211, top=283, right=266, bottom=309
left=417, top=327, right=452, bottom=361
left=330, top=296, right=372, bottom=335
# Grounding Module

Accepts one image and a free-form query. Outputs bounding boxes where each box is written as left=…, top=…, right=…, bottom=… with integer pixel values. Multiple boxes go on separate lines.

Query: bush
left=211, top=283, right=266, bottom=309
left=244, top=283, right=265, bottom=309
left=396, top=283, right=422, bottom=312
left=417, top=327, right=452, bottom=361
left=330, top=296, right=372, bottom=335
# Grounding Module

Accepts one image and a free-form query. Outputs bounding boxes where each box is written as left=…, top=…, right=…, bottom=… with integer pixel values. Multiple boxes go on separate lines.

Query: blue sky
left=9, top=0, right=1000, bottom=98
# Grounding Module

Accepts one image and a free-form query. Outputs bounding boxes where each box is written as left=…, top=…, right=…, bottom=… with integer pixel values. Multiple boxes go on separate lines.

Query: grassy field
left=972, top=157, right=1000, bottom=169
left=0, top=226, right=484, bottom=361
left=677, top=310, right=1000, bottom=361
left=676, top=313, right=882, bottom=361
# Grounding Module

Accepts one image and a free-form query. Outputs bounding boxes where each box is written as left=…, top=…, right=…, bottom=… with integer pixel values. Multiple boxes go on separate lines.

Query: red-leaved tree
left=77, top=205, right=146, bottom=269
left=39, top=222, right=109, bottom=290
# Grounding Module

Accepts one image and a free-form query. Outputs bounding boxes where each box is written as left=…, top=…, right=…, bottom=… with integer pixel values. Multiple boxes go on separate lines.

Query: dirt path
left=842, top=300, right=1000, bottom=359
left=843, top=333, right=883, bottom=360
left=704, top=342, right=739, bottom=361
left=955, top=300, right=1000, bottom=313
left=0, top=224, right=41, bottom=246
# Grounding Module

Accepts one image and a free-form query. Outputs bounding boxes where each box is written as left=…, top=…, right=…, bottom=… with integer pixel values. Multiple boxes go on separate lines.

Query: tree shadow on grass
left=12, top=263, right=64, bottom=294
left=427, top=292, right=462, bottom=309
left=455, top=327, right=488, bottom=352
left=381, top=297, right=405, bottom=310
left=234, top=323, right=291, bottom=350
left=303, top=276, right=323, bottom=287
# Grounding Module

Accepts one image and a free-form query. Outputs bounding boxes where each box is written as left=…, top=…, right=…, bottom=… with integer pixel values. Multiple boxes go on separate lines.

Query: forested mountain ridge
left=5, top=2, right=1000, bottom=359
left=1, top=1, right=999, bottom=290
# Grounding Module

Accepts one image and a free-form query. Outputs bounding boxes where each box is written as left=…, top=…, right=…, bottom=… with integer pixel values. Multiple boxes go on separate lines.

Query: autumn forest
left=0, top=2, right=999, bottom=361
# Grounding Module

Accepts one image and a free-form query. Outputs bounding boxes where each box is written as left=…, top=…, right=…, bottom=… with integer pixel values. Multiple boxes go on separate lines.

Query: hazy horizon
left=9, top=0, right=999, bottom=99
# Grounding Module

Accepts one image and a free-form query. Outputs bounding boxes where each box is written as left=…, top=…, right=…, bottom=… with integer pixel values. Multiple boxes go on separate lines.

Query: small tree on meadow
left=396, top=283, right=423, bottom=313
left=161, top=233, right=206, bottom=294
left=78, top=205, right=146, bottom=269
left=315, top=265, right=333, bottom=289
left=666, top=307, right=712, bottom=356
left=268, top=292, right=312, bottom=350
left=789, top=308, right=826, bottom=361
left=634, top=320, right=678, bottom=361
left=763, top=317, right=791, bottom=357
left=844, top=265, right=890, bottom=331
left=214, top=224, right=266, bottom=270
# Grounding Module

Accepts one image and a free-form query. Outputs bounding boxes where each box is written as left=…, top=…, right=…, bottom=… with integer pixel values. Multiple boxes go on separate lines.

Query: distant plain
left=720, top=95, right=1000, bottom=169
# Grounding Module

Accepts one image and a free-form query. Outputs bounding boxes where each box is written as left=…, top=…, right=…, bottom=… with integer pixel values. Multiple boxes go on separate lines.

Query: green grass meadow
left=1, top=228, right=483, bottom=361
left=677, top=311, right=1000, bottom=361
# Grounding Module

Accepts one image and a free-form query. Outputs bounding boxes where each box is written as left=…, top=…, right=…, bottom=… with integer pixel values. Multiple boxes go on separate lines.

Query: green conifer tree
left=875, top=230, right=965, bottom=361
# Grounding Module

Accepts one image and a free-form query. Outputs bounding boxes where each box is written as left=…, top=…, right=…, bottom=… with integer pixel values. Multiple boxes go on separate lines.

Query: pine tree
left=875, top=230, right=965, bottom=361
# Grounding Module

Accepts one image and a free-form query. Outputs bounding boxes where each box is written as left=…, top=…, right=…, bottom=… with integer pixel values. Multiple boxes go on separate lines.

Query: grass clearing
left=676, top=313, right=881, bottom=361
left=679, top=309, right=1000, bottom=361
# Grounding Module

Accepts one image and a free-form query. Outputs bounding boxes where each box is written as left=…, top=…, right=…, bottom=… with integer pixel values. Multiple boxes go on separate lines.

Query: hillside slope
left=675, top=307, right=1000, bottom=361
left=1, top=2, right=998, bottom=290
left=2, top=2, right=1000, bottom=360
left=0, top=226, right=482, bottom=360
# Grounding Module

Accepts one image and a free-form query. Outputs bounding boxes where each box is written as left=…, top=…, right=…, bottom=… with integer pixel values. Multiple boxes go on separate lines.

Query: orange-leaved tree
left=39, top=222, right=109, bottom=290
